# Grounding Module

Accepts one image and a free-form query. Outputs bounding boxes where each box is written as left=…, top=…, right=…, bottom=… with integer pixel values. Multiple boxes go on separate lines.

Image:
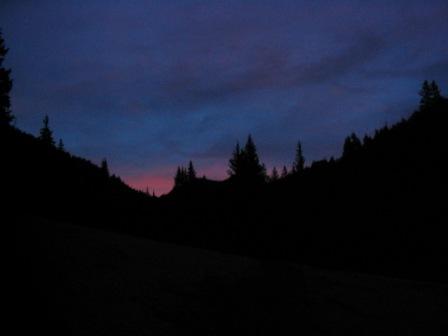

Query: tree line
left=173, top=79, right=444, bottom=190
left=174, top=137, right=306, bottom=188
left=1, top=30, right=445, bottom=198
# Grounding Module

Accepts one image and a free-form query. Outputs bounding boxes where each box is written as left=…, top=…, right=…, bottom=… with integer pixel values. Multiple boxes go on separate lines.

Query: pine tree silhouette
left=228, top=142, right=242, bottom=177
left=271, top=166, right=279, bottom=181
left=58, top=139, right=65, bottom=151
left=419, top=80, right=431, bottom=108
left=174, top=166, right=188, bottom=188
left=188, top=161, right=197, bottom=181
left=228, top=135, right=266, bottom=183
left=39, top=115, right=55, bottom=146
left=174, top=166, right=181, bottom=187
left=430, top=80, right=441, bottom=100
left=242, top=135, right=266, bottom=182
left=101, top=159, right=109, bottom=177
left=419, top=80, right=442, bottom=110
left=342, top=133, right=362, bottom=158
left=0, top=30, right=14, bottom=127
left=292, top=141, right=305, bottom=174
left=281, top=165, right=289, bottom=178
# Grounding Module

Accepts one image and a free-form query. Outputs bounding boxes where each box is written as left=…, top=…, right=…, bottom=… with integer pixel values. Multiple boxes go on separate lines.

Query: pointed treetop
left=101, top=158, right=109, bottom=177
left=430, top=81, right=441, bottom=99
left=39, top=115, right=55, bottom=146
left=271, top=166, right=279, bottom=181
left=244, top=134, right=258, bottom=159
left=292, top=141, right=305, bottom=174
left=228, top=134, right=266, bottom=182
left=228, top=141, right=242, bottom=177
left=281, top=165, right=289, bottom=178
left=343, top=133, right=362, bottom=158
left=174, top=165, right=189, bottom=188
left=188, top=160, right=197, bottom=181
left=420, top=80, right=442, bottom=109
left=58, top=139, right=65, bottom=151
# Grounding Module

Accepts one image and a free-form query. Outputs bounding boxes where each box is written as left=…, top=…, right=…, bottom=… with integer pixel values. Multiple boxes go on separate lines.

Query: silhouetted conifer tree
left=228, top=135, right=266, bottom=183
left=271, top=166, right=279, bottom=181
left=430, top=81, right=441, bottom=100
left=243, top=135, right=267, bottom=181
left=174, top=166, right=181, bottom=187
left=292, top=141, right=305, bottom=173
left=188, top=160, right=197, bottom=181
left=39, top=115, right=55, bottom=146
left=420, top=80, right=442, bottom=109
left=363, top=135, right=372, bottom=147
left=419, top=80, right=431, bottom=108
left=58, top=139, right=65, bottom=151
left=182, top=166, right=187, bottom=182
left=174, top=162, right=197, bottom=188
left=0, top=30, right=14, bottom=127
left=174, top=166, right=188, bottom=188
left=281, top=165, right=289, bottom=178
left=228, top=142, right=242, bottom=177
left=343, top=133, right=362, bottom=158
left=101, top=159, right=109, bottom=177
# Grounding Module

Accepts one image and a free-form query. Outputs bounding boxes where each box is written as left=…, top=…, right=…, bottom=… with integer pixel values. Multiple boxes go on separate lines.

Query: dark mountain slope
left=160, top=95, right=448, bottom=281
left=5, top=88, right=448, bottom=282
left=2, top=126, right=155, bottom=232
left=279, top=96, right=448, bottom=280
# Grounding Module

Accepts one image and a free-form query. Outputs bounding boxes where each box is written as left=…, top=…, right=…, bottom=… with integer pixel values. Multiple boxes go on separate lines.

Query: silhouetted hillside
left=275, top=94, right=448, bottom=281
left=5, top=84, right=448, bottom=282
left=159, top=91, right=448, bottom=281
left=3, top=126, right=155, bottom=232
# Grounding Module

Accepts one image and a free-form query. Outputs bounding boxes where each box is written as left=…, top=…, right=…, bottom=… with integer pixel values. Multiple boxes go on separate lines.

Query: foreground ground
left=13, top=216, right=448, bottom=335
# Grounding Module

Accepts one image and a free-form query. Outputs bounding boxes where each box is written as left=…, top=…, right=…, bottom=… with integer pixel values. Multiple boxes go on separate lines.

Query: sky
left=1, top=0, right=447, bottom=195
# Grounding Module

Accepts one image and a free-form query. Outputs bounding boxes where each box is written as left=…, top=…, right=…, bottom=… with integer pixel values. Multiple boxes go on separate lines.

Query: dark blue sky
left=1, top=0, right=447, bottom=194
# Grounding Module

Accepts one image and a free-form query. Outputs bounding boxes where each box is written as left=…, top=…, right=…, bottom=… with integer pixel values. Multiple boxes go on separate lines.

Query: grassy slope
left=14, top=216, right=448, bottom=335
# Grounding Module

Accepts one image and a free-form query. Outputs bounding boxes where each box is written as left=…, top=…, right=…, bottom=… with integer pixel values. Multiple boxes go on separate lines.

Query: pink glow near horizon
left=124, top=163, right=228, bottom=196
left=126, top=175, right=174, bottom=196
